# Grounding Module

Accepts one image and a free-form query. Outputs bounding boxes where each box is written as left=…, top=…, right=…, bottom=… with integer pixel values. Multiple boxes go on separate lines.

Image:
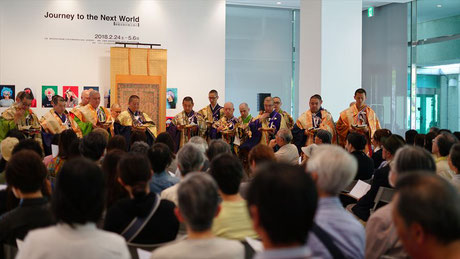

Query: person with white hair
left=306, top=145, right=365, bottom=259
left=269, top=128, right=299, bottom=165
left=161, top=143, right=205, bottom=205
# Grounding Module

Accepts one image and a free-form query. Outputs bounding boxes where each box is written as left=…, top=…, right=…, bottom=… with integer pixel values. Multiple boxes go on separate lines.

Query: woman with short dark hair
left=16, top=158, right=130, bottom=259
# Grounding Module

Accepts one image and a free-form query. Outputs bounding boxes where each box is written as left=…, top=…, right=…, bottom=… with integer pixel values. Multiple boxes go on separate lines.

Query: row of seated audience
left=0, top=125, right=459, bottom=259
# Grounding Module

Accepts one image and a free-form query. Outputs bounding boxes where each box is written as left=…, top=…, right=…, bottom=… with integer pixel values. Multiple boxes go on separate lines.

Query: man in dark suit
left=346, top=133, right=374, bottom=180
left=348, top=135, right=405, bottom=221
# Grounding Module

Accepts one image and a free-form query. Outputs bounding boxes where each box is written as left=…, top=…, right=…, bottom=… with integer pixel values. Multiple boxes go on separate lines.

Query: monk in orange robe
left=336, top=88, right=381, bottom=155
left=292, top=94, right=337, bottom=151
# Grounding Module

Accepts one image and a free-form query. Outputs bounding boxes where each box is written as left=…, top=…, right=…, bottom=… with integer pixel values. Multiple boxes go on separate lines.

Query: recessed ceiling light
left=437, top=4, right=442, bottom=8
left=276, top=1, right=282, bottom=4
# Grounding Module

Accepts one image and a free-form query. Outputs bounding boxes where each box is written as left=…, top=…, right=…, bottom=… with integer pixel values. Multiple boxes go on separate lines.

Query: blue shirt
left=255, top=246, right=315, bottom=259
left=149, top=171, right=180, bottom=194
left=307, top=197, right=365, bottom=259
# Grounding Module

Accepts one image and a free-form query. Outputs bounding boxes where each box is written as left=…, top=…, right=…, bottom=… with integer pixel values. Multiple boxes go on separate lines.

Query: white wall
left=0, top=0, right=226, bottom=118
left=299, top=0, right=362, bottom=120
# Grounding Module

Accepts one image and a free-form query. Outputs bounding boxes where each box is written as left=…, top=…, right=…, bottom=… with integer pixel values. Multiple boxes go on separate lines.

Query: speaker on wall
left=257, top=93, right=271, bottom=112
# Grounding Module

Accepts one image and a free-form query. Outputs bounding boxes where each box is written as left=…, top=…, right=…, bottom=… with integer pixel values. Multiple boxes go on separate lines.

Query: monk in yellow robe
left=167, top=96, right=205, bottom=152
left=70, top=91, right=112, bottom=136
left=198, top=89, right=224, bottom=140
left=273, top=97, right=294, bottom=129
left=0, top=93, right=41, bottom=142
left=336, top=88, right=381, bottom=155
left=40, top=95, right=82, bottom=138
left=292, top=94, right=337, bottom=151
left=115, top=95, right=157, bottom=146
left=214, top=102, right=239, bottom=148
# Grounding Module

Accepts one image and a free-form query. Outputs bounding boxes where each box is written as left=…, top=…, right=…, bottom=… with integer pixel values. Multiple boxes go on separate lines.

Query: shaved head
left=224, top=102, right=234, bottom=109
left=223, top=102, right=235, bottom=118
left=80, top=90, right=91, bottom=106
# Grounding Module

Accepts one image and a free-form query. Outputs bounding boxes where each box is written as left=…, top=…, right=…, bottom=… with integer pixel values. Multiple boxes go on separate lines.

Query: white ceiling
left=226, top=0, right=460, bottom=22
left=226, top=0, right=412, bottom=10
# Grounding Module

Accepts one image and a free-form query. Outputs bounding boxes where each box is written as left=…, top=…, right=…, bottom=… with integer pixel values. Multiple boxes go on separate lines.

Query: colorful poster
left=166, top=116, right=174, bottom=128
left=63, top=86, right=79, bottom=108
left=84, top=86, right=99, bottom=93
left=42, top=85, right=57, bottom=108
left=166, top=88, right=177, bottom=109
left=23, top=88, right=37, bottom=107
left=0, top=85, right=15, bottom=107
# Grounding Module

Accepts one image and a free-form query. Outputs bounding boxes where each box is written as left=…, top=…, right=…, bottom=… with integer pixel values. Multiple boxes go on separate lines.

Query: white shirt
left=16, top=223, right=130, bottom=259
left=275, top=144, right=299, bottom=165
left=161, top=184, right=180, bottom=206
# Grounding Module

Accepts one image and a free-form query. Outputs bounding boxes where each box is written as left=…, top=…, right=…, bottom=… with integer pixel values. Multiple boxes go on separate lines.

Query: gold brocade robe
left=170, top=110, right=205, bottom=149
left=198, top=104, right=224, bottom=139
left=116, top=110, right=157, bottom=138
left=0, top=104, right=42, bottom=141
left=279, top=109, right=294, bottom=129
left=71, top=104, right=113, bottom=135
left=40, top=109, right=82, bottom=138
left=336, top=104, right=381, bottom=148
left=296, top=109, right=337, bottom=146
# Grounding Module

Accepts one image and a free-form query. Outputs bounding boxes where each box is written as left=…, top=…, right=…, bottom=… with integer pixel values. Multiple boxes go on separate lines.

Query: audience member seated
left=414, top=133, right=425, bottom=148
left=93, top=127, right=110, bottom=143
left=392, top=173, right=460, bottom=259
left=432, top=131, right=458, bottom=180
left=151, top=173, right=244, bottom=259
left=148, top=143, right=179, bottom=194
left=16, top=158, right=130, bottom=259
left=454, top=131, right=460, bottom=142
left=448, top=143, right=460, bottom=191
left=424, top=131, right=437, bottom=153
left=300, top=144, right=318, bottom=168
left=104, top=154, right=179, bottom=244
left=210, top=154, right=258, bottom=240
left=405, top=129, right=418, bottom=145
left=371, top=129, right=391, bottom=169
left=247, top=162, right=318, bottom=259
left=365, top=146, right=436, bottom=259
left=0, top=130, right=24, bottom=173
left=102, top=150, right=129, bottom=209
left=43, top=133, right=60, bottom=166
left=47, top=129, right=78, bottom=177
left=314, top=129, right=332, bottom=144
left=349, top=134, right=405, bottom=221
left=239, top=144, right=276, bottom=199
left=129, top=130, right=148, bottom=149
left=346, top=133, right=374, bottom=180
left=306, top=145, right=365, bottom=259
left=12, top=138, right=44, bottom=158
left=269, top=128, right=299, bottom=165
left=161, top=143, right=204, bottom=205
left=79, top=131, right=107, bottom=163
left=189, top=136, right=209, bottom=171
left=129, top=141, right=150, bottom=155
left=0, top=150, right=55, bottom=247
left=155, top=132, right=178, bottom=173
left=0, top=137, right=19, bottom=182
left=106, top=135, right=127, bottom=152
left=206, top=139, right=232, bottom=162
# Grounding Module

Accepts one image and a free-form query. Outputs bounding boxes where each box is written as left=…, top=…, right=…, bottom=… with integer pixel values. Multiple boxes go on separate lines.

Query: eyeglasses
left=273, top=102, right=281, bottom=104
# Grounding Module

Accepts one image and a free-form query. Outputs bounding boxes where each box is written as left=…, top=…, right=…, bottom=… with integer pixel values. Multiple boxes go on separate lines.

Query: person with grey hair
left=151, top=173, right=244, bottom=259
left=161, top=143, right=205, bottom=205
left=365, top=146, right=436, bottom=259
left=306, top=145, right=364, bottom=259
left=129, top=141, right=149, bottom=155
left=432, top=131, right=458, bottom=180
left=206, top=139, right=231, bottom=161
left=269, top=128, right=299, bottom=165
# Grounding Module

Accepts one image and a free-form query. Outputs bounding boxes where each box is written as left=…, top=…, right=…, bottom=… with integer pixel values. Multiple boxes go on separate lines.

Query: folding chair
left=371, top=187, right=395, bottom=214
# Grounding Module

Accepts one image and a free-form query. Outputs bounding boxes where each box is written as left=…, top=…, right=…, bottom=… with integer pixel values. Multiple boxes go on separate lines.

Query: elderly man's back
left=307, top=197, right=365, bottom=259
left=275, top=143, right=299, bottom=165
left=151, top=236, right=243, bottom=259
